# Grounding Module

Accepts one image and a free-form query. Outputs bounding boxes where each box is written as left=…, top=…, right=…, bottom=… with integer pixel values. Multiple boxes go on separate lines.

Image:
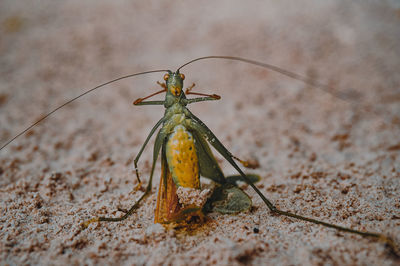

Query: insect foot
left=80, top=218, right=100, bottom=230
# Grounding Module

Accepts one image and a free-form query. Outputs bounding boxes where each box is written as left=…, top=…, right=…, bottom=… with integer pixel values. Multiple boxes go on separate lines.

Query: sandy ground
left=1, top=0, right=400, bottom=265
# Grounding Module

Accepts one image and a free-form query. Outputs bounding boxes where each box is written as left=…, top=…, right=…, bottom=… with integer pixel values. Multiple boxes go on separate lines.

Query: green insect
left=1, top=56, right=398, bottom=256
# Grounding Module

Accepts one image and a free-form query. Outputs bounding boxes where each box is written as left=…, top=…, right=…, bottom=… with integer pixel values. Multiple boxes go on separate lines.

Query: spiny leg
left=188, top=111, right=399, bottom=256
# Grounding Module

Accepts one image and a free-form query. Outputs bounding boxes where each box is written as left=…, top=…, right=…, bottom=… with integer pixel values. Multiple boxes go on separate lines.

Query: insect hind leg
left=188, top=112, right=400, bottom=257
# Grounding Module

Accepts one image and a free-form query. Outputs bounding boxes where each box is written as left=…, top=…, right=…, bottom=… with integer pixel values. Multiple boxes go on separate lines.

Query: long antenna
left=178, top=55, right=395, bottom=128
left=0, top=69, right=168, bottom=151
left=178, top=55, right=362, bottom=103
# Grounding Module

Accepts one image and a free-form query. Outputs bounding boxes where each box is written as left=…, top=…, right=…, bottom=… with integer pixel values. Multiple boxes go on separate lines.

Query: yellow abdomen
left=165, top=125, right=200, bottom=189
left=154, top=125, right=201, bottom=224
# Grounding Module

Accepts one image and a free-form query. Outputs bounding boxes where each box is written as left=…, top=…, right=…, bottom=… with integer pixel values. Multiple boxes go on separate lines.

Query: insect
left=1, top=56, right=398, bottom=256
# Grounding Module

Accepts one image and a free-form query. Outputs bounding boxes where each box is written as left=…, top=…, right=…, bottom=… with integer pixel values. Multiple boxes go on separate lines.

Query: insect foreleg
left=187, top=111, right=398, bottom=254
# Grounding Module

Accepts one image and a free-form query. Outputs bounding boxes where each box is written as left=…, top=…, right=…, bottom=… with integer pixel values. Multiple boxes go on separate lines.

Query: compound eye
left=163, top=74, right=170, bottom=81
left=180, top=73, right=185, bottom=80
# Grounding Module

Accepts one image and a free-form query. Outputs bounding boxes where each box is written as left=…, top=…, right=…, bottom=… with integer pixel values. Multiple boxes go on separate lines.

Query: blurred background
left=0, top=1, right=399, bottom=265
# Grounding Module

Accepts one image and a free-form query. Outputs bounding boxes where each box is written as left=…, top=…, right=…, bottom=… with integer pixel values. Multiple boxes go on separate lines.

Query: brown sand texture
left=1, top=1, right=400, bottom=265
